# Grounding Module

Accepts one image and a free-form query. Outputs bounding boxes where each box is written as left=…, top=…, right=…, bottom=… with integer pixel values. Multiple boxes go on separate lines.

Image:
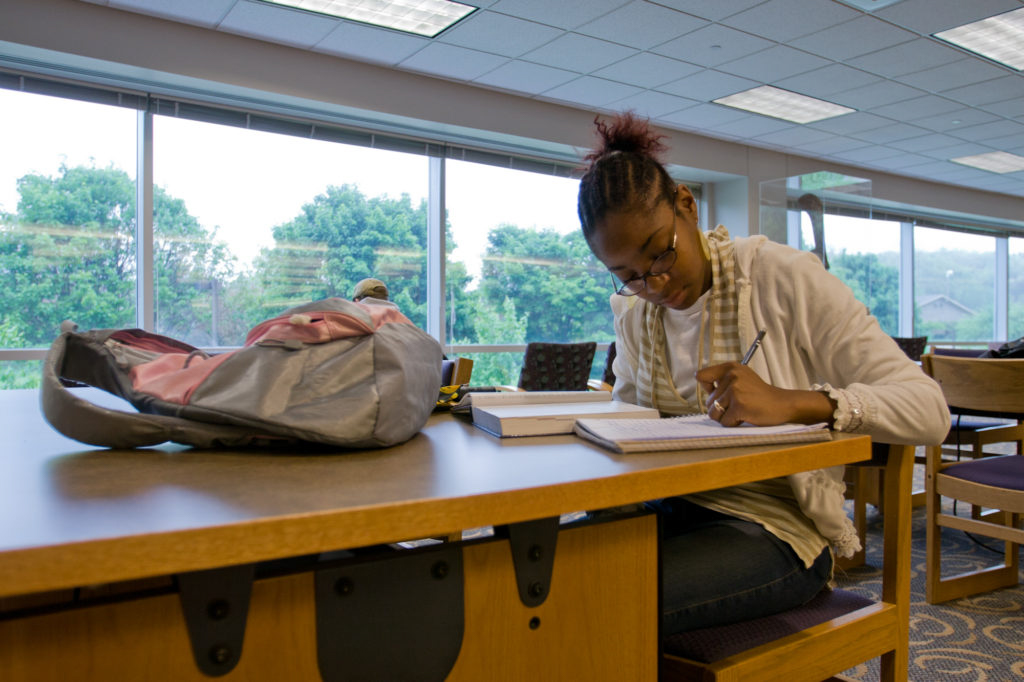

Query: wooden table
left=0, top=388, right=870, bottom=681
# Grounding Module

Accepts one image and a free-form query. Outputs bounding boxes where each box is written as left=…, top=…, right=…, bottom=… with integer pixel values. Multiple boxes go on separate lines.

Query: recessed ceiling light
left=713, top=86, right=854, bottom=124
left=260, top=0, right=476, bottom=37
left=951, top=151, right=1024, bottom=173
left=934, top=7, right=1024, bottom=71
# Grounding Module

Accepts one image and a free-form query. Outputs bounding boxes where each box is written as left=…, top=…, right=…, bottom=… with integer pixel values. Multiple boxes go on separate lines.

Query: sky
left=0, top=87, right=1010, bottom=287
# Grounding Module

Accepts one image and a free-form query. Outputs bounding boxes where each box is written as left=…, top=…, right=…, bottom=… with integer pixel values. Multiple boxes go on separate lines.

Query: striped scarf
left=635, top=225, right=741, bottom=416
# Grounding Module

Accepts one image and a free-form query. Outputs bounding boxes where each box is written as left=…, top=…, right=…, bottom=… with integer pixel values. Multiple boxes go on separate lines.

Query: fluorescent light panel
left=951, top=151, right=1024, bottom=174
left=934, top=7, right=1024, bottom=71
left=713, top=86, right=854, bottom=124
left=262, top=0, right=475, bottom=37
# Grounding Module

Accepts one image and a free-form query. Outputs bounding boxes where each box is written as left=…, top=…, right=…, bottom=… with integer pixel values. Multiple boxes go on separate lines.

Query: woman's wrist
left=782, top=388, right=837, bottom=426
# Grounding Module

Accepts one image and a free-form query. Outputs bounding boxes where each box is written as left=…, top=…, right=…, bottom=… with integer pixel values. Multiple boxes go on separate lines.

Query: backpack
left=40, top=298, right=443, bottom=449
left=981, top=336, right=1024, bottom=359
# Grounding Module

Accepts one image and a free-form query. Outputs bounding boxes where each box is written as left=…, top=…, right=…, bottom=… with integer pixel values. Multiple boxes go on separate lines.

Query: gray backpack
left=41, top=298, right=442, bottom=449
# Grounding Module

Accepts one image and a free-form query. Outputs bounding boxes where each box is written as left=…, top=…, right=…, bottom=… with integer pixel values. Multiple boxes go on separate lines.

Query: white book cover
left=472, top=398, right=658, bottom=438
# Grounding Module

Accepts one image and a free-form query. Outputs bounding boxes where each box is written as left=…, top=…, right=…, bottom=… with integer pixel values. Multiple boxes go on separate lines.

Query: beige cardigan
left=611, top=233, right=951, bottom=559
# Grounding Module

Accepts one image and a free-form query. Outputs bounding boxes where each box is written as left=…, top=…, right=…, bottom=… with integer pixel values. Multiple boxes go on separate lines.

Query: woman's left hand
left=696, top=362, right=836, bottom=427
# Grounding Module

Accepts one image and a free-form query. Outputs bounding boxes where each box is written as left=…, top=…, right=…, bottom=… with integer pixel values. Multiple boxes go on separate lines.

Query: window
left=915, top=226, right=995, bottom=343
left=821, top=214, right=901, bottom=336
left=152, top=116, right=429, bottom=346
left=1011, top=236, right=1024, bottom=340
left=445, top=159, right=611, bottom=385
left=0, top=88, right=138, bottom=388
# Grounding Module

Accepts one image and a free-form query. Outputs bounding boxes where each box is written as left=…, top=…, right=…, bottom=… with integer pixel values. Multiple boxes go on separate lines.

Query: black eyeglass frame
left=611, top=211, right=679, bottom=297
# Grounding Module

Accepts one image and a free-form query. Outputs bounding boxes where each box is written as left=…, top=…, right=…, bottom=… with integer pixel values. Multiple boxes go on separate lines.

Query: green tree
left=257, top=185, right=430, bottom=327
left=0, top=164, right=231, bottom=349
left=478, top=225, right=613, bottom=343
left=829, top=251, right=899, bottom=335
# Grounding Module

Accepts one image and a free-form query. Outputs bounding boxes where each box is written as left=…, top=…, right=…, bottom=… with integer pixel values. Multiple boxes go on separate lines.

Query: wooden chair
left=661, top=443, right=915, bottom=682
left=517, top=341, right=596, bottom=391
left=922, top=353, right=1024, bottom=604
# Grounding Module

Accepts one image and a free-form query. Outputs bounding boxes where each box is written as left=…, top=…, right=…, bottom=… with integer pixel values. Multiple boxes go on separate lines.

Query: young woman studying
left=576, top=112, right=950, bottom=635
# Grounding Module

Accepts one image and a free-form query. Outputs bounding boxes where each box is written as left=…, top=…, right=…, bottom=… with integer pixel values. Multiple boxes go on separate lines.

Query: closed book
left=573, top=414, right=831, bottom=453
left=471, top=398, right=658, bottom=438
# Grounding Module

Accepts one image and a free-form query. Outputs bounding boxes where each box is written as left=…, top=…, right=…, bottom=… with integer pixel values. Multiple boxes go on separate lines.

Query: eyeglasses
left=612, top=213, right=678, bottom=296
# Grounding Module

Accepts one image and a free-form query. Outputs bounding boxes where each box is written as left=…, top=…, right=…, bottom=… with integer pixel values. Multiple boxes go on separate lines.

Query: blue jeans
left=649, top=496, right=833, bottom=635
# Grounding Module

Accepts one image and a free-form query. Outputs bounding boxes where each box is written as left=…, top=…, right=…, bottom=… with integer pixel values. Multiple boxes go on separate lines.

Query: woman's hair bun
left=585, top=111, right=667, bottom=163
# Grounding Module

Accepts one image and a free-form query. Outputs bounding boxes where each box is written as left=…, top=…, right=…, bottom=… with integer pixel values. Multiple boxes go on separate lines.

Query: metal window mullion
left=427, top=155, right=445, bottom=345
left=995, top=237, right=1008, bottom=341
left=899, top=221, right=914, bottom=337
left=136, top=108, right=154, bottom=331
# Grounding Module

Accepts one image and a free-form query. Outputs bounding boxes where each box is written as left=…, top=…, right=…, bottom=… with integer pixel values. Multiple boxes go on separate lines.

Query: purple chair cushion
left=943, top=455, right=1024, bottom=491
left=662, top=588, right=874, bottom=663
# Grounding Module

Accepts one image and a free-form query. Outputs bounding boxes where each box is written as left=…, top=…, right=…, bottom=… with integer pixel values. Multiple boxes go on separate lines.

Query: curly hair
left=577, top=111, right=676, bottom=242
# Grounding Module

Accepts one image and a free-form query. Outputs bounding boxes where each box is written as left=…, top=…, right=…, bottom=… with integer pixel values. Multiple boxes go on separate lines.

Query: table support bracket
left=314, top=544, right=464, bottom=682
left=177, top=563, right=255, bottom=677
left=496, top=516, right=560, bottom=607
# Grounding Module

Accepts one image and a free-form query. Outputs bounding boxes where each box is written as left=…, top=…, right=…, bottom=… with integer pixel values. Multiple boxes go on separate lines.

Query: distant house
left=918, top=294, right=975, bottom=324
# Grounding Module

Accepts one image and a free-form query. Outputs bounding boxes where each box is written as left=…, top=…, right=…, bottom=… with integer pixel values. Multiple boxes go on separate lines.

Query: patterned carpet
left=836, top=464, right=1024, bottom=681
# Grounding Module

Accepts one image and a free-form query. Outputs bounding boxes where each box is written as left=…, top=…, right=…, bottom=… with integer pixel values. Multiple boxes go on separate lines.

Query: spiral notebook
left=573, top=414, right=831, bottom=453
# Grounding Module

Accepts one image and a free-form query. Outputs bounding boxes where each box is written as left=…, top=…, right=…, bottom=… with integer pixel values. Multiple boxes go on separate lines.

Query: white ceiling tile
left=911, top=108, right=1001, bottom=132
left=658, top=69, right=759, bottom=101
left=108, top=0, right=235, bottom=27
left=575, top=1, right=708, bottom=50
left=721, top=0, right=858, bottom=42
left=774, top=64, right=882, bottom=99
left=752, top=126, right=837, bottom=147
left=942, top=76, right=1024, bottom=106
left=521, top=33, right=637, bottom=73
left=887, top=132, right=973, bottom=153
left=650, top=0, right=768, bottom=21
left=829, top=79, right=928, bottom=109
left=896, top=58, right=1010, bottom=93
left=659, top=103, right=751, bottom=128
left=608, top=90, right=700, bottom=117
left=705, top=114, right=796, bottom=137
left=593, top=53, right=702, bottom=89
left=487, top=0, right=629, bottom=30
left=875, top=0, right=1022, bottom=34
left=846, top=38, right=964, bottom=79
left=867, top=95, right=964, bottom=121
left=716, top=45, right=831, bottom=83
left=850, top=122, right=932, bottom=144
left=651, top=24, right=773, bottom=67
left=315, top=22, right=429, bottom=65
left=398, top=43, right=508, bottom=80
left=979, top=98, right=1024, bottom=118
left=949, top=119, right=1024, bottom=142
left=789, top=15, right=918, bottom=61
left=540, top=76, right=644, bottom=108
left=218, top=1, right=337, bottom=47
left=472, top=60, right=577, bottom=94
left=792, top=136, right=871, bottom=155
left=437, top=11, right=561, bottom=57
left=830, top=144, right=907, bottom=163
left=807, top=111, right=893, bottom=135
left=918, top=141, right=995, bottom=159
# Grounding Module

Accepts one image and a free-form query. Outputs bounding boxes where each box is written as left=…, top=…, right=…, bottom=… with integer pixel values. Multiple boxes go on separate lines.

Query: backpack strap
left=41, top=330, right=259, bottom=449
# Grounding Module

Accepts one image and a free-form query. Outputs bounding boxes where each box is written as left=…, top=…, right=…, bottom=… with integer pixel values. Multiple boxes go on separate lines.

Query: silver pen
left=741, top=328, right=766, bottom=365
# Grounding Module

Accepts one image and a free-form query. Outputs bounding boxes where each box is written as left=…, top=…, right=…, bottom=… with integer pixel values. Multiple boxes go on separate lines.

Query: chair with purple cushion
left=517, top=342, right=596, bottom=392
left=922, top=353, right=1024, bottom=604
left=661, top=443, right=915, bottom=682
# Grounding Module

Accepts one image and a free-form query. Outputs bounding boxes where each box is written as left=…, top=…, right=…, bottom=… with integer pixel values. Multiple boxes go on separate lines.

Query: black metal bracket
left=314, top=543, right=464, bottom=682
left=177, top=563, right=255, bottom=677
left=495, top=516, right=560, bottom=608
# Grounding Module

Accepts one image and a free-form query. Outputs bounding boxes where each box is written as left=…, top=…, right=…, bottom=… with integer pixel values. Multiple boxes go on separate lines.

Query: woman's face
left=589, top=185, right=710, bottom=311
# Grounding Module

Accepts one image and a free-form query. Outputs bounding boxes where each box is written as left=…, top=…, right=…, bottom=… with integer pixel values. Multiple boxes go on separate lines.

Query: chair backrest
left=440, top=357, right=474, bottom=386
left=602, top=341, right=617, bottom=387
left=891, top=336, right=927, bottom=361
left=921, top=353, right=1024, bottom=415
left=517, top=342, right=596, bottom=391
